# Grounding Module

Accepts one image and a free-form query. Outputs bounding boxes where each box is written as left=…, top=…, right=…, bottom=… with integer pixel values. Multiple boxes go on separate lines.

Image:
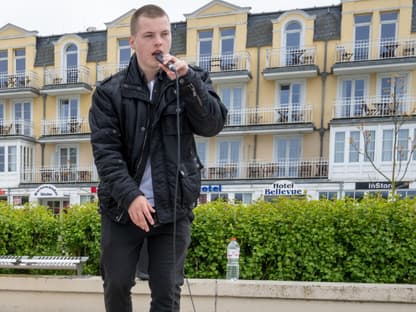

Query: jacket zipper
left=187, top=83, right=203, bottom=107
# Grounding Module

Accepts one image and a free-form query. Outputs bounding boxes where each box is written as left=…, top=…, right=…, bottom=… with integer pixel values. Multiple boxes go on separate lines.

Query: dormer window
left=65, top=43, right=78, bottom=83
left=284, top=21, right=302, bottom=65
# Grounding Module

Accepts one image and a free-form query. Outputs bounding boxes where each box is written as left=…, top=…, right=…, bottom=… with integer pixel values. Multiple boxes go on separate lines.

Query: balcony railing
left=333, top=95, right=416, bottom=119
left=201, top=159, right=328, bottom=180
left=42, top=118, right=90, bottom=136
left=21, top=166, right=98, bottom=184
left=183, top=52, right=251, bottom=73
left=225, top=105, right=312, bottom=127
left=335, top=38, right=416, bottom=62
left=44, top=66, right=90, bottom=85
left=265, top=47, right=317, bottom=68
left=0, top=71, right=40, bottom=89
left=0, top=119, right=33, bottom=136
left=96, top=63, right=128, bottom=82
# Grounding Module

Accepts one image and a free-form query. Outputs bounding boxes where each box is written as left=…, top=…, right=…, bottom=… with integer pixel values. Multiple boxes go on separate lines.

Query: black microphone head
left=154, top=53, right=176, bottom=72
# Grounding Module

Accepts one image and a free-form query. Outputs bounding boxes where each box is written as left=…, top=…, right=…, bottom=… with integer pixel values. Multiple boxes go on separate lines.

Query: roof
left=246, top=5, right=342, bottom=48
left=34, top=30, right=107, bottom=67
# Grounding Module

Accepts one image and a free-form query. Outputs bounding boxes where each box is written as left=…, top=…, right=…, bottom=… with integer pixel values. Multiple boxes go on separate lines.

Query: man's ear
left=129, top=36, right=135, bottom=50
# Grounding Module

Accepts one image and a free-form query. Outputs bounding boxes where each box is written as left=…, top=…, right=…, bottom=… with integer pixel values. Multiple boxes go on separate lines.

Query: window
left=275, top=136, right=301, bottom=177
left=349, top=131, right=360, bottom=162
left=363, top=130, right=375, bottom=162
left=0, top=146, right=17, bottom=172
left=285, top=21, right=302, bottom=65
left=80, top=195, right=95, bottom=204
left=319, top=192, right=338, bottom=200
left=198, top=193, right=207, bottom=204
left=382, top=129, right=393, bottom=161
left=0, top=103, right=4, bottom=123
left=118, top=39, right=131, bottom=69
left=198, top=30, right=213, bottom=71
left=58, top=146, right=77, bottom=168
left=196, top=140, right=208, bottom=178
left=340, top=78, right=366, bottom=117
left=59, top=97, right=79, bottom=133
left=0, top=50, right=7, bottom=88
left=14, top=101, right=31, bottom=136
left=211, top=193, right=228, bottom=201
left=345, top=191, right=364, bottom=200
left=0, top=147, right=4, bottom=171
left=234, top=193, right=252, bottom=204
left=380, top=12, right=398, bottom=58
left=354, top=14, right=372, bottom=60
left=379, top=74, right=407, bottom=114
left=13, top=196, right=29, bottom=206
left=8, top=146, right=16, bottom=172
left=220, top=86, right=243, bottom=125
left=278, top=83, right=303, bottom=122
left=334, top=132, right=345, bottom=163
left=397, top=129, right=409, bottom=161
left=219, top=140, right=240, bottom=164
left=220, top=28, right=235, bottom=70
left=217, top=139, right=240, bottom=178
left=14, top=49, right=25, bottom=74
left=65, top=43, right=78, bottom=83
left=21, top=145, right=33, bottom=181
left=413, top=129, right=416, bottom=161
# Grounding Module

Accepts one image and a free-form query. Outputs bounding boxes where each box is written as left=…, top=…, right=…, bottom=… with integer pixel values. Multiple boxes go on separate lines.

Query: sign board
left=355, top=181, right=409, bottom=190
left=33, top=184, right=60, bottom=197
left=264, top=180, right=304, bottom=196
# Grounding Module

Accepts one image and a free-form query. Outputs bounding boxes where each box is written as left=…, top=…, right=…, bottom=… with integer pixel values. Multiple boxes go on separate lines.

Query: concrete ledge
left=0, top=275, right=415, bottom=312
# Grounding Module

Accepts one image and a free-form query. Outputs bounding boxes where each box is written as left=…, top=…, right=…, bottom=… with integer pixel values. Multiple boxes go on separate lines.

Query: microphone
left=154, top=53, right=176, bottom=72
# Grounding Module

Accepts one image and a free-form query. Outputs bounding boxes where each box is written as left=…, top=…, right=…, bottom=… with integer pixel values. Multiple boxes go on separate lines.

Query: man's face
left=129, top=15, right=172, bottom=73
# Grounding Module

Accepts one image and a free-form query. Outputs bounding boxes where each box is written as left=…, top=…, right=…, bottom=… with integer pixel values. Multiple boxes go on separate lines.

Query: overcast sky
left=1, top=0, right=340, bottom=36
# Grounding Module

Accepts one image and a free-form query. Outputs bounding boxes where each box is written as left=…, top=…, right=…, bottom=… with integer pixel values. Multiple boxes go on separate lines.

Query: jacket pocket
left=179, top=160, right=201, bottom=209
left=162, top=103, right=192, bottom=135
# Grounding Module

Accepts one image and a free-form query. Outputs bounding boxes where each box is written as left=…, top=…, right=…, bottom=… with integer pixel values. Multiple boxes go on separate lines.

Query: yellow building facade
left=0, top=0, right=415, bottom=210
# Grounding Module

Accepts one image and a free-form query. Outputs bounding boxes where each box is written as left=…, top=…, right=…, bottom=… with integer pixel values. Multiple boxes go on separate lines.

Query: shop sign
left=264, top=180, right=304, bottom=196
left=33, top=184, right=59, bottom=197
left=201, top=184, right=222, bottom=192
left=355, top=181, right=409, bottom=190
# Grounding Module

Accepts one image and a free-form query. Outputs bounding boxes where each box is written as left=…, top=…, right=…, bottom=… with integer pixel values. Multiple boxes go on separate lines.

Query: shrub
left=1, top=197, right=415, bottom=283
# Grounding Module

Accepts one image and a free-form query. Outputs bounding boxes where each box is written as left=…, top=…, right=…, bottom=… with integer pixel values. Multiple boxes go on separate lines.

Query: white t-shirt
left=138, top=80, right=155, bottom=206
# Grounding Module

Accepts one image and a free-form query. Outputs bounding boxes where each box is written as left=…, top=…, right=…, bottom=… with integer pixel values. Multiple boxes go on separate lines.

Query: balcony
left=333, top=39, right=416, bottom=75
left=96, top=63, right=128, bottom=82
left=222, top=105, right=313, bottom=135
left=201, top=159, right=328, bottom=180
left=0, top=119, right=33, bottom=137
left=332, top=95, right=416, bottom=119
left=41, top=66, right=92, bottom=95
left=39, top=118, right=90, bottom=142
left=263, top=47, right=319, bottom=80
left=184, top=52, right=251, bottom=83
left=0, top=71, right=40, bottom=98
left=20, top=166, right=98, bottom=184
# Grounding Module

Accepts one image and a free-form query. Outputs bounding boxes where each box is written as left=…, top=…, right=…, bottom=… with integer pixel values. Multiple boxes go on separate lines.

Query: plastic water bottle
left=226, top=237, right=240, bottom=280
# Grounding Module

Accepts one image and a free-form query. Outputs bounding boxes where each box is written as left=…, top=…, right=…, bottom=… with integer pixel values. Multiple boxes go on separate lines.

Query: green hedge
left=0, top=197, right=415, bottom=283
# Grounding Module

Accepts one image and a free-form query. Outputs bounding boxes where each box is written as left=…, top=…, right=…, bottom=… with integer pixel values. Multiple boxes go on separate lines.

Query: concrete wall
left=0, top=275, right=415, bottom=312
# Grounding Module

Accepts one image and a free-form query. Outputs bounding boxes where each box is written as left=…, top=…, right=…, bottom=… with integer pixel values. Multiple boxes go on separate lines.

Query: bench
left=0, top=255, right=89, bottom=275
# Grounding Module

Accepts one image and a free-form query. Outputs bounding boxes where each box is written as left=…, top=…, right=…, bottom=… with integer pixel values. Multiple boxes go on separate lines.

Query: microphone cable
left=171, top=70, right=197, bottom=312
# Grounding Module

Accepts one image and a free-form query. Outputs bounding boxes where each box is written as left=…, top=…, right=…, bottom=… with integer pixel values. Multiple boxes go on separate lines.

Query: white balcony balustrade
left=265, top=47, right=317, bottom=68
left=333, top=95, right=416, bottom=119
left=335, top=38, right=416, bottom=62
left=201, top=159, right=328, bottom=180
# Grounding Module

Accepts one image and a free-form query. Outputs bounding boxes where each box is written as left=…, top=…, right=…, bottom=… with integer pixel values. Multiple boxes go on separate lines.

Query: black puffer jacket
left=89, top=55, right=227, bottom=224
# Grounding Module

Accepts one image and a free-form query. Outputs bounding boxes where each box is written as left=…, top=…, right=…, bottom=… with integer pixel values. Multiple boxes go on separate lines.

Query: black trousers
left=100, top=214, right=191, bottom=312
